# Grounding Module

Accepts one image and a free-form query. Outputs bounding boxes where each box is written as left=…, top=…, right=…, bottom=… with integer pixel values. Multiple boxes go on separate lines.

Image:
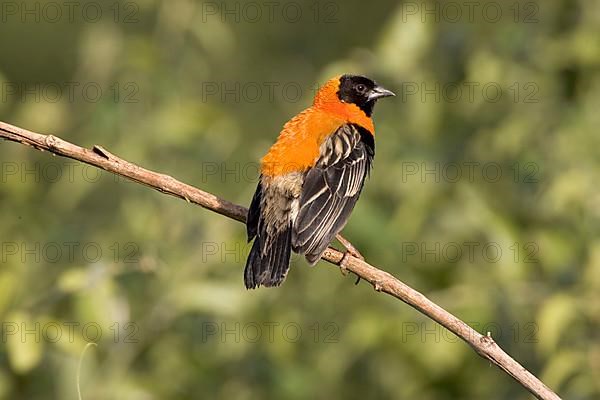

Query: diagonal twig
left=0, top=120, right=562, bottom=400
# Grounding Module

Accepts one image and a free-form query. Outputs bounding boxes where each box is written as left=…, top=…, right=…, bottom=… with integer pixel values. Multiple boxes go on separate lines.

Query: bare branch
left=0, top=120, right=562, bottom=400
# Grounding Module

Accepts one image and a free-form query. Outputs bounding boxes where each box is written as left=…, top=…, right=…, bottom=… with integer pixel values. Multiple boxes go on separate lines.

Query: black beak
left=367, top=85, right=396, bottom=101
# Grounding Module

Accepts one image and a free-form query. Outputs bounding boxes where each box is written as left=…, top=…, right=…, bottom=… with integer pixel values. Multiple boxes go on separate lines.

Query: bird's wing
left=292, top=123, right=374, bottom=263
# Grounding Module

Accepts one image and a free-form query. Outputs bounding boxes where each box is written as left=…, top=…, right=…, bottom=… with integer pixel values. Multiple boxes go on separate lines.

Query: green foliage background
left=0, top=0, right=599, bottom=399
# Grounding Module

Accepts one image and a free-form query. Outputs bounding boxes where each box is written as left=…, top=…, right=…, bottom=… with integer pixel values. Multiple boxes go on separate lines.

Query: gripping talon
left=339, top=251, right=350, bottom=276
left=336, top=234, right=365, bottom=284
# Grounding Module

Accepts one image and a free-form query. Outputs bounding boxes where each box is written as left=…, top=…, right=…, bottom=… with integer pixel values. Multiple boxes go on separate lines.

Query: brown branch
left=0, top=120, right=561, bottom=400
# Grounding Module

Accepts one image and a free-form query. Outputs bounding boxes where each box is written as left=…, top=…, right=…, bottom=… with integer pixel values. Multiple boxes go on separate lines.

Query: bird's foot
left=336, top=234, right=364, bottom=285
left=336, top=234, right=364, bottom=260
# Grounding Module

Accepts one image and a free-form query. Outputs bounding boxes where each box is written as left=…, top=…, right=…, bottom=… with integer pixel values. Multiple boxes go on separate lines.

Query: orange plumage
left=245, top=74, right=394, bottom=289
left=261, top=76, right=375, bottom=177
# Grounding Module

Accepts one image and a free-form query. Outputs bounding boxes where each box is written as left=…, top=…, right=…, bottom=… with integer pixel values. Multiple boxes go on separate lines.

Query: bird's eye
left=356, top=84, right=367, bottom=93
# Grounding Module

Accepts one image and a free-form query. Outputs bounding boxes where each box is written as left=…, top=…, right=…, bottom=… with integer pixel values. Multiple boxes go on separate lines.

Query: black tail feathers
left=244, top=224, right=292, bottom=289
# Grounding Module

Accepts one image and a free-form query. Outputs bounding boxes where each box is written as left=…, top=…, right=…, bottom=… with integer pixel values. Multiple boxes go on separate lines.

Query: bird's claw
left=339, top=251, right=351, bottom=276
left=336, top=234, right=365, bottom=284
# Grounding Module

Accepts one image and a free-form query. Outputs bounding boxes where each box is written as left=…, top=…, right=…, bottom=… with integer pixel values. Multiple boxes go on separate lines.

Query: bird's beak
left=367, top=85, right=396, bottom=101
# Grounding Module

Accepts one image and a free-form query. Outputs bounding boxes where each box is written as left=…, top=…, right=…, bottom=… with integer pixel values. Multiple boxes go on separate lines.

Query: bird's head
left=313, top=74, right=395, bottom=117
left=338, top=74, right=395, bottom=116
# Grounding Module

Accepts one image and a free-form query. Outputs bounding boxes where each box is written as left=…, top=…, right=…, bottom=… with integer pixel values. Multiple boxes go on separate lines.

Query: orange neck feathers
left=260, top=76, right=377, bottom=177
left=312, top=76, right=375, bottom=134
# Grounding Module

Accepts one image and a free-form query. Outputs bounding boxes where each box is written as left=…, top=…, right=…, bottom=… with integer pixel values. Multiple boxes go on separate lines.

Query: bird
left=244, top=74, right=395, bottom=289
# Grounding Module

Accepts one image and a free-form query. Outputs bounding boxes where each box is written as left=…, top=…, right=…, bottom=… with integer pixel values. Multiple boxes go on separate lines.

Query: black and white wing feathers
left=292, top=124, right=374, bottom=263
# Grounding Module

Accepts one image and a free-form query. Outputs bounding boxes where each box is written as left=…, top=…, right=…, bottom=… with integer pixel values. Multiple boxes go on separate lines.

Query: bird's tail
left=244, top=224, right=292, bottom=289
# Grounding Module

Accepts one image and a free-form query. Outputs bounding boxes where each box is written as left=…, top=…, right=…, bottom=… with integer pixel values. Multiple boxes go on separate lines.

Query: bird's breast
left=261, top=108, right=347, bottom=176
